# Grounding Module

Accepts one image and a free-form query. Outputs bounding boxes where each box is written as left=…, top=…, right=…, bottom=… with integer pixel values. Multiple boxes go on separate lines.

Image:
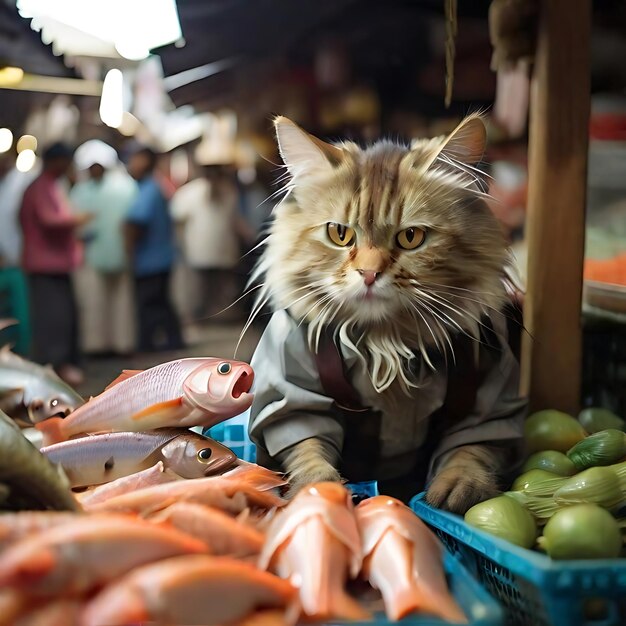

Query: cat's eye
left=396, top=227, right=426, bottom=250
left=327, top=222, right=355, bottom=247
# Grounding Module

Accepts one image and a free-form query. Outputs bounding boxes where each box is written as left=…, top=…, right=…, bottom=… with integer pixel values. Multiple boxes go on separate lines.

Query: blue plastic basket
left=410, top=492, right=626, bottom=626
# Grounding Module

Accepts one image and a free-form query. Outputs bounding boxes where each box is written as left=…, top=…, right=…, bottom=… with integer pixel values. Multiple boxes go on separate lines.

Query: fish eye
left=327, top=222, right=355, bottom=247
left=396, top=227, right=426, bottom=250
left=217, top=362, right=232, bottom=375
left=50, top=399, right=59, bottom=408
left=197, top=448, right=213, bottom=462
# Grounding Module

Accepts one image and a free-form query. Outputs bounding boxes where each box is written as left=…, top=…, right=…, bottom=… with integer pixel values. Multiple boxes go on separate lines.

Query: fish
left=0, top=514, right=206, bottom=596
left=0, top=512, right=79, bottom=552
left=221, top=461, right=289, bottom=492
left=259, top=482, right=369, bottom=621
left=356, top=495, right=467, bottom=623
left=0, top=410, right=79, bottom=512
left=88, top=476, right=286, bottom=516
left=80, top=555, right=296, bottom=626
left=77, top=462, right=183, bottom=508
left=14, top=599, right=83, bottom=626
left=40, top=428, right=237, bottom=488
left=36, top=357, right=254, bottom=445
left=149, top=502, right=265, bottom=556
left=0, top=346, right=84, bottom=426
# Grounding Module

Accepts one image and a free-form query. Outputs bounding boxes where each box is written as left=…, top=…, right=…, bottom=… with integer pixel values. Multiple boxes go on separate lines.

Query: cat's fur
left=250, top=114, right=519, bottom=513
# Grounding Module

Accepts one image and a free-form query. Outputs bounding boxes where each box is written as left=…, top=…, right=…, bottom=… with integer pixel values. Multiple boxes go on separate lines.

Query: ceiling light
left=99, top=69, right=124, bottom=128
left=16, top=149, right=37, bottom=173
left=0, top=67, right=24, bottom=87
left=0, top=128, right=13, bottom=153
left=16, top=135, right=37, bottom=153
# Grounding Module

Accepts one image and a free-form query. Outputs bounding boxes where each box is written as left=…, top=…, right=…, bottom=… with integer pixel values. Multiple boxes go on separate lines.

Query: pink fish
left=356, top=496, right=466, bottom=623
left=149, top=501, right=265, bottom=556
left=77, top=462, right=183, bottom=508
left=80, top=555, right=296, bottom=626
left=0, top=514, right=206, bottom=596
left=0, top=512, right=79, bottom=553
left=220, top=461, right=288, bottom=491
left=36, top=358, right=254, bottom=445
left=259, top=482, right=369, bottom=621
left=88, top=476, right=285, bottom=516
left=15, top=599, right=83, bottom=626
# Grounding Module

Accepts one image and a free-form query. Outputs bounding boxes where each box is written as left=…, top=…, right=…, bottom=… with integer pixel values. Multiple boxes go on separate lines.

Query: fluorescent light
left=16, top=149, right=37, bottom=173
left=17, top=0, right=182, bottom=61
left=0, top=67, right=24, bottom=86
left=99, top=69, right=124, bottom=128
left=0, top=128, right=13, bottom=153
left=118, top=112, right=139, bottom=136
left=16, top=135, right=37, bottom=153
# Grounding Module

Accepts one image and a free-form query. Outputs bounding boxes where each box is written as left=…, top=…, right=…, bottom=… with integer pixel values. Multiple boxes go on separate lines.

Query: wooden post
left=520, top=0, right=591, bottom=414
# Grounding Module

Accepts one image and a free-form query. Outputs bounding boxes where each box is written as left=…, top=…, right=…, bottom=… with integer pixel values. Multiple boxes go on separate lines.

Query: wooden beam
left=520, top=0, right=591, bottom=414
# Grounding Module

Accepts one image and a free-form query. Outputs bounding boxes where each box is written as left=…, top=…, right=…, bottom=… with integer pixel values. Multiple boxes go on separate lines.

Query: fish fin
left=35, top=416, right=67, bottom=445
left=130, top=397, right=185, bottom=423
left=105, top=369, right=144, bottom=391
left=0, top=387, right=24, bottom=399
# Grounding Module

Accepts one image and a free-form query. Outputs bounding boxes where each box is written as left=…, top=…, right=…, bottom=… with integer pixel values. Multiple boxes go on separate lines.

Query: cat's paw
left=426, top=464, right=500, bottom=514
left=286, top=466, right=342, bottom=499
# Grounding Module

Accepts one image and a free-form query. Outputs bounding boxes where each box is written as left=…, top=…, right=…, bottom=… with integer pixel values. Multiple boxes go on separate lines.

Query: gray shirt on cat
left=249, top=309, right=526, bottom=482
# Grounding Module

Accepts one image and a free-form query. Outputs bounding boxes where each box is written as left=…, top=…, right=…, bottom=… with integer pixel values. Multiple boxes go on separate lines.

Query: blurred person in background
left=171, top=162, right=255, bottom=322
left=19, top=143, right=91, bottom=386
left=70, top=140, right=138, bottom=357
left=125, top=146, right=184, bottom=352
left=0, top=150, right=40, bottom=355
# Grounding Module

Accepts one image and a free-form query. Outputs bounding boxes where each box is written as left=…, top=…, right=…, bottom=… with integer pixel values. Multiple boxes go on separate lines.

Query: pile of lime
left=464, top=408, right=626, bottom=560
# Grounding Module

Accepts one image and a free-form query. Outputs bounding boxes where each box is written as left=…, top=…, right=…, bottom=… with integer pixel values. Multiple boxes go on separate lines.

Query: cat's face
left=256, top=115, right=507, bottom=352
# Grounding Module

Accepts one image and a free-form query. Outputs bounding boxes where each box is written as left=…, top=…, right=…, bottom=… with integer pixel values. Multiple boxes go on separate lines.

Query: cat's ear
left=415, top=114, right=486, bottom=172
left=274, top=116, right=343, bottom=179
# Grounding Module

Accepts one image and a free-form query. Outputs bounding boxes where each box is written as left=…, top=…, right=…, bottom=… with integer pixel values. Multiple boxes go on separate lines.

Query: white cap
left=74, top=140, right=119, bottom=170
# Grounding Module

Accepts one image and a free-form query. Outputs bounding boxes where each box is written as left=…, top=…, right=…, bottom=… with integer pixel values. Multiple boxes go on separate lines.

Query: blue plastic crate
left=410, top=492, right=626, bottom=626
left=323, top=550, right=503, bottom=626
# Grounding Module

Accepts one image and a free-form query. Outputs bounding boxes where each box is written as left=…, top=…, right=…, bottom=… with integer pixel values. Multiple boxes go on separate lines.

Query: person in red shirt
left=19, top=143, right=91, bottom=386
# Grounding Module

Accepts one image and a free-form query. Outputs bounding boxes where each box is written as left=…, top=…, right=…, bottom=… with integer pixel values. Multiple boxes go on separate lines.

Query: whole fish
left=259, top=482, right=369, bottom=621
left=0, top=411, right=79, bottom=512
left=149, top=502, right=265, bottom=556
left=89, top=476, right=286, bottom=516
left=40, top=428, right=237, bottom=488
left=80, top=555, right=296, bottom=626
left=0, top=347, right=84, bottom=426
left=356, top=496, right=466, bottom=623
left=36, top=357, right=254, bottom=445
left=0, top=514, right=206, bottom=596
left=0, top=512, right=79, bottom=552
left=77, top=462, right=183, bottom=508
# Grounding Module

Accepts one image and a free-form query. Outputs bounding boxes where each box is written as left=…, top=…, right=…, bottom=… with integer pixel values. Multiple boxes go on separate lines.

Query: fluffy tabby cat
left=248, top=114, right=526, bottom=513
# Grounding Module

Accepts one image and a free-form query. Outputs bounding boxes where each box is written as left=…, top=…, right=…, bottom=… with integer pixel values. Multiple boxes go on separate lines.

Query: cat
left=247, top=114, right=527, bottom=514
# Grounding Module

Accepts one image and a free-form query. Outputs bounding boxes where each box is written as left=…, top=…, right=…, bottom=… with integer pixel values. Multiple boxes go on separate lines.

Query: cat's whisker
left=409, top=296, right=456, bottom=365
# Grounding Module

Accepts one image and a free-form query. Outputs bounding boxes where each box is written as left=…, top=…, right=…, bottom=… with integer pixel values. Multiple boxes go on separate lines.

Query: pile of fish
left=0, top=354, right=468, bottom=625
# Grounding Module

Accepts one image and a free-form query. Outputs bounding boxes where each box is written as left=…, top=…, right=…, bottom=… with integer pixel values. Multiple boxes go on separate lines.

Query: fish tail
left=35, top=417, right=67, bottom=445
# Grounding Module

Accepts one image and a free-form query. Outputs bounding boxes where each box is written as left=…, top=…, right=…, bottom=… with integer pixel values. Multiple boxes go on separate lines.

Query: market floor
left=75, top=320, right=264, bottom=399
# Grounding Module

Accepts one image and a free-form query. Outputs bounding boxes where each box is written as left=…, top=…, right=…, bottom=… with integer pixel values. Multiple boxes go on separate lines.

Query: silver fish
left=40, top=428, right=237, bottom=488
left=0, top=347, right=84, bottom=425
left=0, top=410, right=78, bottom=511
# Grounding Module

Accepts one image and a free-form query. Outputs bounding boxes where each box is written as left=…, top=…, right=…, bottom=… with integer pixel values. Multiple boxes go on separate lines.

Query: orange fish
left=80, top=555, right=296, bottom=626
left=220, top=461, right=288, bottom=491
left=0, top=512, right=79, bottom=553
left=37, top=358, right=254, bottom=445
left=88, top=476, right=285, bottom=516
left=356, top=496, right=467, bottom=623
left=149, top=501, right=265, bottom=557
left=259, top=482, right=369, bottom=621
left=0, top=514, right=206, bottom=596
left=77, top=461, right=183, bottom=509
left=15, top=598, right=83, bottom=626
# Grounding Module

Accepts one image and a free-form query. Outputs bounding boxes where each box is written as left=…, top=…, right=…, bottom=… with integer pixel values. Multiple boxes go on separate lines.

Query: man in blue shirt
left=125, top=147, right=184, bottom=352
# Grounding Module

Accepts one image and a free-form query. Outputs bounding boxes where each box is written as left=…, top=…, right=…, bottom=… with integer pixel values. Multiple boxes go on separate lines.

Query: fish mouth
left=231, top=369, right=254, bottom=400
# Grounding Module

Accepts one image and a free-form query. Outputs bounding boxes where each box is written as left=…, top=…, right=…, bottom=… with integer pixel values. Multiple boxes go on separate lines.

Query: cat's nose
left=358, top=269, right=379, bottom=286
